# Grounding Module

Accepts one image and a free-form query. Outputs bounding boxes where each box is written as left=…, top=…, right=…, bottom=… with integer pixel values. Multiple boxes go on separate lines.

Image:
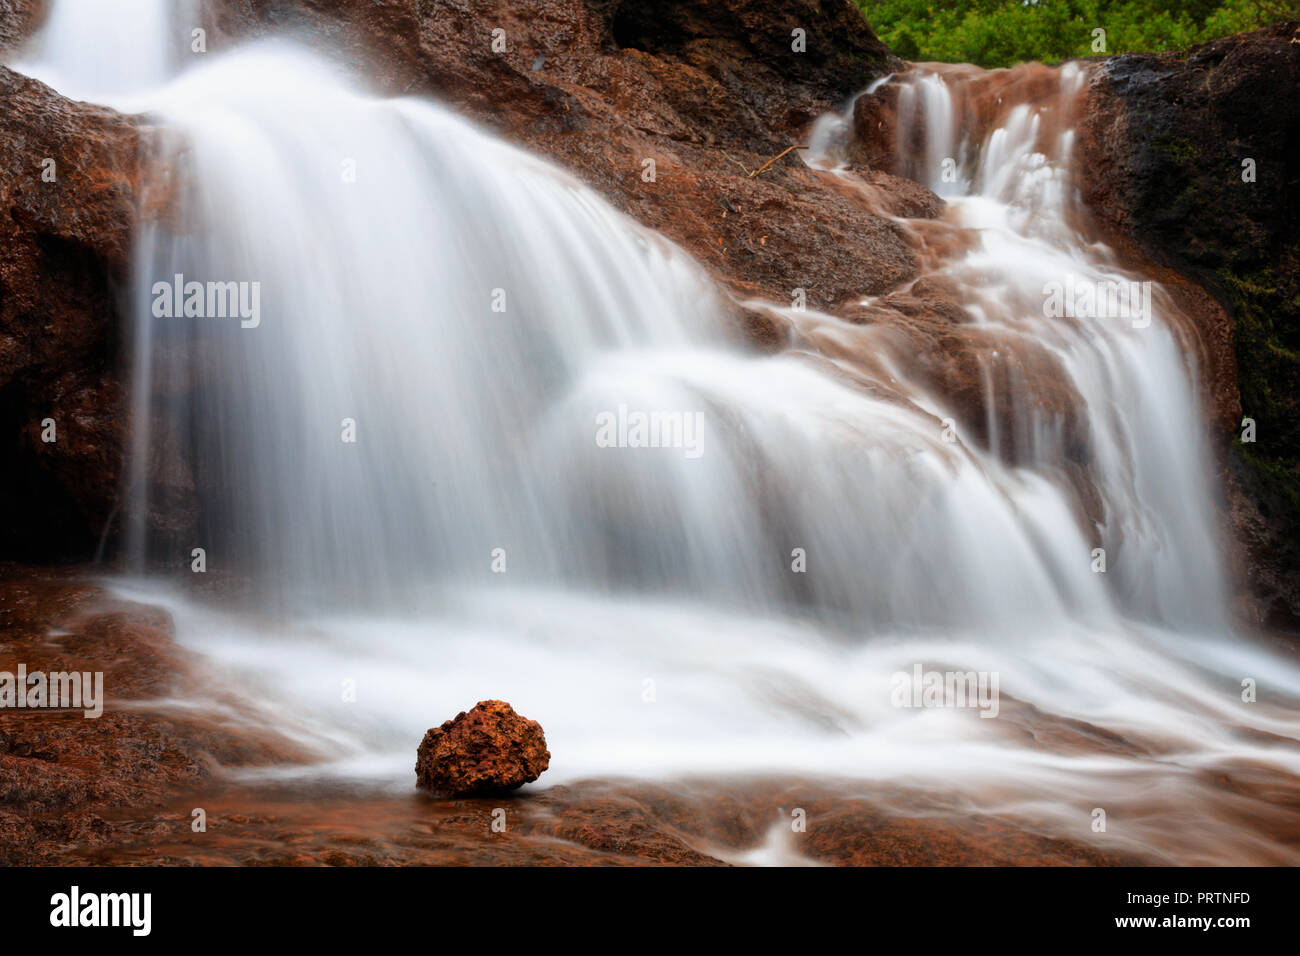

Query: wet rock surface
left=0, top=0, right=44, bottom=54
left=416, top=700, right=550, bottom=796
left=0, top=566, right=310, bottom=864
left=57, top=778, right=1156, bottom=867
left=4, top=565, right=1299, bottom=865
left=0, top=67, right=139, bottom=561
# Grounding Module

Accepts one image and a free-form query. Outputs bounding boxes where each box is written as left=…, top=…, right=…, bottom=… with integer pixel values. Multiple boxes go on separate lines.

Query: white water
left=12, top=0, right=198, bottom=100
left=14, top=1, right=1300, bottom=863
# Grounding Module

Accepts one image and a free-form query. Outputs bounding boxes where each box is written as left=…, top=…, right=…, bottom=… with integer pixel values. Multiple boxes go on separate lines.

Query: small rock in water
left=416, top=700, right=550, bottom=796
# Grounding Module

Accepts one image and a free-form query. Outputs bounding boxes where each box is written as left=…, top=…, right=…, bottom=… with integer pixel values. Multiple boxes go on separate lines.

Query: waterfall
left=12, top=0, right=1300, bottom=864
left=125, top=45, right=743, bottom=609
left=882, top=61, right=1230, bottom=631
left=12, top=0, right=198, bottom=100
left=118, top=45, right=1170, bottom=635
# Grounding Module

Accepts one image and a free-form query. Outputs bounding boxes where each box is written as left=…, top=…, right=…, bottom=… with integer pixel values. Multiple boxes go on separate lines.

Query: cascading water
left=13, top=0, right=1300, bottom=863
left=12, top=0, right=198, bottom=100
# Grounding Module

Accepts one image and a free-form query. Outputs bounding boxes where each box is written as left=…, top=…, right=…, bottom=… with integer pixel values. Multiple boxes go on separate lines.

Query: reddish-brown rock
left=0, top=566, right=310, bottom=864
left=0, top=0, right=45, bottom=53
left=416, top=700, right=550, bottom=796
left=0, top=67, right=140, bottom=560
left=0, top=67, right=205, bottom=563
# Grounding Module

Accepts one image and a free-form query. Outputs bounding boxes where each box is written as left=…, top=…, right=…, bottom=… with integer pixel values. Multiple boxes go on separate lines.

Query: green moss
left=1217, top=255, right=1300, bottom=542
left=1155, top=135, right=1200, bottom=163
left=1234, top=440, right=1300, bottom=546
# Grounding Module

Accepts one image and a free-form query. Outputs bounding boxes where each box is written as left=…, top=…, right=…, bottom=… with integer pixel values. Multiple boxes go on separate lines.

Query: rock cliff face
left=0, top=67, right=139, bottom=561
left=1080, top=22, right=1300, bottom=629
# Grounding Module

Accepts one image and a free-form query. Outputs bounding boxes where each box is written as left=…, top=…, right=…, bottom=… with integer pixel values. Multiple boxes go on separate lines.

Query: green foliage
left=859, top=0, right=1297, bottom=68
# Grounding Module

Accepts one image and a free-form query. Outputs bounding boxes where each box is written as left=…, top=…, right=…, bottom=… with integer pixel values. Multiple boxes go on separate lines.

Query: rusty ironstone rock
left=416, top=700, right=550, bottom=796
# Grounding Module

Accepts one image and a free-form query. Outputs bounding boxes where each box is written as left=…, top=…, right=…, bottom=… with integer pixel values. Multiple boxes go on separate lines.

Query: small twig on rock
left=721, top=150, right=753, bottom=177
left=747, top=145, right=809, bottom=179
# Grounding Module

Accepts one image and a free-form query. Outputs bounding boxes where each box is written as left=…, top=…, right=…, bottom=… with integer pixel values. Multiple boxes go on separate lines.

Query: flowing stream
left=12, top=1, right=1300, bottom=863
